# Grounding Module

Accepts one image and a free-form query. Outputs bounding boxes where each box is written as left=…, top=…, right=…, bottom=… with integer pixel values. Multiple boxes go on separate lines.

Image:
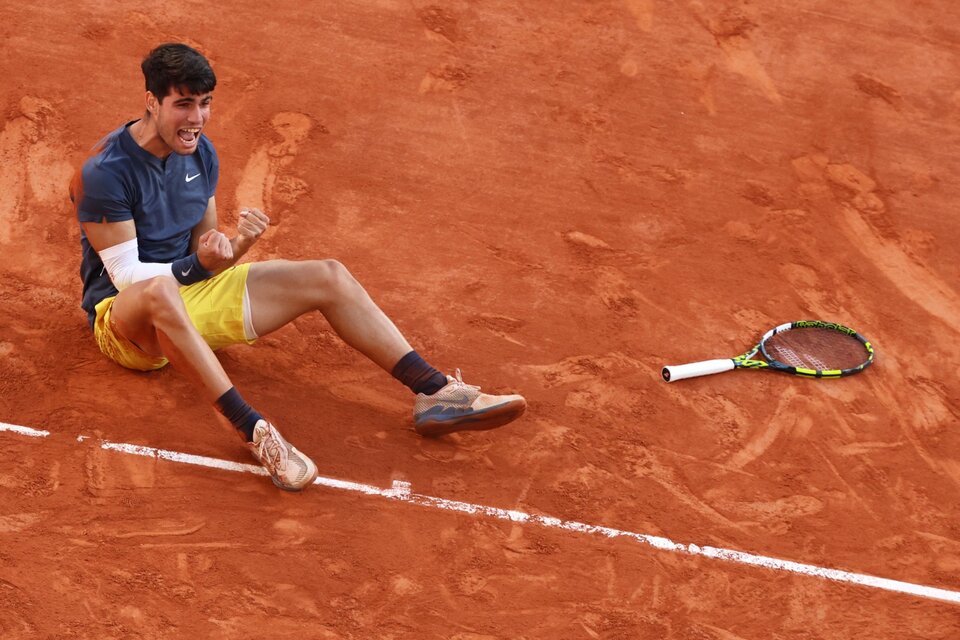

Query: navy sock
left=391, top=350, right=448, bottom=395
left=214, top=387, right=263, bottom=442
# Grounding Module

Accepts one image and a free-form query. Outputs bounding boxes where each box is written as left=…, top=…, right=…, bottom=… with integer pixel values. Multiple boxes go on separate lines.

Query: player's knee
left=311, top=259, right=356, bottom=294
left=142, top=277, right=189, bottom=324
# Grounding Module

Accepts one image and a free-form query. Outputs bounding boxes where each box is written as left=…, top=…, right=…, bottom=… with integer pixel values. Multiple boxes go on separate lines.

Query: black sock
left=214, top=387, right=263, bottom=442
left=391, top=350, right=448, bottom=395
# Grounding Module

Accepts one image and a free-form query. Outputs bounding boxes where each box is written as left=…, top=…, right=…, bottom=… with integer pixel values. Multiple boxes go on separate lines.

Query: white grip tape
left=661, top=359, right=735, bottom=382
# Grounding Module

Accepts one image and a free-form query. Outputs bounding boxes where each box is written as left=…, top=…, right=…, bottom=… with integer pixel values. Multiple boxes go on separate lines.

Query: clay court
left=2, top=0, right=960, bottom=637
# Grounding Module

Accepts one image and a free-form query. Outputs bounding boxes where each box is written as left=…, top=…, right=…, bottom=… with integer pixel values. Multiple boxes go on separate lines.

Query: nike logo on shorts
left=186, top=173, right=201, bottom=182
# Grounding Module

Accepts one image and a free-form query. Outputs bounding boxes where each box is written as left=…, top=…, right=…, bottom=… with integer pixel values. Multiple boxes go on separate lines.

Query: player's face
left=153, top=87, right=213, bottom=155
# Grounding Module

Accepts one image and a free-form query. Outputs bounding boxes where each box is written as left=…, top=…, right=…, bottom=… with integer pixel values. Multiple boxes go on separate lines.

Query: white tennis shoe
left=413, top=369, right=526, bottom=437
left=248, top=420, right=318, bottom=491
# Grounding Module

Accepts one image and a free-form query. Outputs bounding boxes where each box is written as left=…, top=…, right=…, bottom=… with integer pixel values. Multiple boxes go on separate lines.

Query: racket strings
left=770, top=346, right=822, bottom=370
left=763, top=327, right=869, bottom=371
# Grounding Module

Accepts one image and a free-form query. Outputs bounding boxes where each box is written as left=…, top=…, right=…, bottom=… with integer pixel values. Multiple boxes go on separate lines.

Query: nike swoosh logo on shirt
left=185, top=173, right=201, bottom=182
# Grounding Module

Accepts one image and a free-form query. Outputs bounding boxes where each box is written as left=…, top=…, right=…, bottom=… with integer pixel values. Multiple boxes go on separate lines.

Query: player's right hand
left=197, top=229, right=235, bottom=272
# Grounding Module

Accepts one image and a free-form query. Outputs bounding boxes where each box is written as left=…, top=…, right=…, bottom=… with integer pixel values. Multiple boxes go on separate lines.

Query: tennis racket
left=662, top=320, right=874, bottom=382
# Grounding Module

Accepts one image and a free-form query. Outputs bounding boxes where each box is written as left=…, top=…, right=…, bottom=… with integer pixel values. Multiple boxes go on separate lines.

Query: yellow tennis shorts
left=93, top=263, right=256, bottom=371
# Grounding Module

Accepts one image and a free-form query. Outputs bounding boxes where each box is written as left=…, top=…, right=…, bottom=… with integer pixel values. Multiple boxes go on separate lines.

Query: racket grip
left=661, top=359, right=735, bottom=382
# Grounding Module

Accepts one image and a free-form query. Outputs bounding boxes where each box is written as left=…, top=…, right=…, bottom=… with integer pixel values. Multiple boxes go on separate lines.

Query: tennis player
left=70, top=43, right=526, bottom=491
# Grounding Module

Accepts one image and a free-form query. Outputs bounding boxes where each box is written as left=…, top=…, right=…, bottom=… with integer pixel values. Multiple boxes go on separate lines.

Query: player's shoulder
left=196, top=134, right=219, bottom=180
left=81, top=123, right=136, bottom=176
left=197, top=133, right=218, bottom=158
left=77, top=122, right=147, bottom=201
left=198, top=132, right=216, bottom=150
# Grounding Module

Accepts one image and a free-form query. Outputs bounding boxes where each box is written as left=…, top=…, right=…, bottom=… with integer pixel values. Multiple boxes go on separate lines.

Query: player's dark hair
left=141, top=43, right=216, bottom=102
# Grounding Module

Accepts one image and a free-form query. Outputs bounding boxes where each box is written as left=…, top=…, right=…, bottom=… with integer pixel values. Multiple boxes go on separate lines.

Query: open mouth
left=177, top=127, right=201, bottom=145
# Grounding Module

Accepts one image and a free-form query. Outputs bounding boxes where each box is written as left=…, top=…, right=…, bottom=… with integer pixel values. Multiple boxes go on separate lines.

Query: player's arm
left=83, top=218, right=232, bottom=291
left=190, top=195, right=219, bottom=253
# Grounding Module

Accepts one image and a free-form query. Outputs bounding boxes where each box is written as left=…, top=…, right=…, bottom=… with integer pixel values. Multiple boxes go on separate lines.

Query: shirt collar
left=119, top=120, right=166, bottom=167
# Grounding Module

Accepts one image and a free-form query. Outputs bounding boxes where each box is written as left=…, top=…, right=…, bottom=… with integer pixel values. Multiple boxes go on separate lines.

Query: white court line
left=3, top=420, right=959, bottom=605
left=0, top=422, right=50, bottom=438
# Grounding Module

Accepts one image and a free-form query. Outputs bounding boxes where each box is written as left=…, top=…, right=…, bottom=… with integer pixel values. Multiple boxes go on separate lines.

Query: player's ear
left=145, top=91, right=159, bottom=118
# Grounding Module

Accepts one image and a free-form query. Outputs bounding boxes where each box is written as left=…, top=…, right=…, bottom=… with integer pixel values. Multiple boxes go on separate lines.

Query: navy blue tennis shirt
left=71, top=121, right=219, bottom=329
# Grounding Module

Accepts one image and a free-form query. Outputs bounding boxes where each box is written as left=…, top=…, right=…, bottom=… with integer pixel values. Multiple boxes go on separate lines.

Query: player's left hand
left=237, top=207, right=270, bottom=244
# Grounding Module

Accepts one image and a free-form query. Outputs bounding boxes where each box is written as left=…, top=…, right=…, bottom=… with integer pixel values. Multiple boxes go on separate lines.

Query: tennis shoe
left=414, top=369, right=526, bottom=436
left=248, top=420, right=319, bottom=491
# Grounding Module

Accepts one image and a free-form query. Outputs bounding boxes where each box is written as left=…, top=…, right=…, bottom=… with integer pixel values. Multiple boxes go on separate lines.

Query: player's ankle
left=391, top=350, right=447, bottom=395
left=214, top=386, right=263, bottom=442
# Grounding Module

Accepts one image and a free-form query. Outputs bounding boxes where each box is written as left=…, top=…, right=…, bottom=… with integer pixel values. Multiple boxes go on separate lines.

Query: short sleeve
left=75, top=161, right=134, bottom=223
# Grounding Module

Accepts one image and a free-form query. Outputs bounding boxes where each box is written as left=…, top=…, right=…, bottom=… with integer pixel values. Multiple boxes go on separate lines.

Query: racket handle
left=662, top=359, right=735, bottom=382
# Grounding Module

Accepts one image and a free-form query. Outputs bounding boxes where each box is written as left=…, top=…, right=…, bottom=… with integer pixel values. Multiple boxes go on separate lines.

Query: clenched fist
left=238, top=207, right=270, bottom=243
left=197, top=228, right=234, bottom=272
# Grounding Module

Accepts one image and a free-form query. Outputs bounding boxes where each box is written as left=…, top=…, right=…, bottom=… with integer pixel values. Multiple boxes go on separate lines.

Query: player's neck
left=129, top=117, right=173, bottom=159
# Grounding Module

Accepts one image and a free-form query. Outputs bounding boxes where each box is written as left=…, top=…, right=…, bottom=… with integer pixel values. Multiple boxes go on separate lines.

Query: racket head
left=758, top=320, right=874, bottom=378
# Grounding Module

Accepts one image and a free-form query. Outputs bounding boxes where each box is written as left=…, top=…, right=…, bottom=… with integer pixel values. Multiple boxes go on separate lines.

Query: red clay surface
left=2, top=1, right=960, bottom=638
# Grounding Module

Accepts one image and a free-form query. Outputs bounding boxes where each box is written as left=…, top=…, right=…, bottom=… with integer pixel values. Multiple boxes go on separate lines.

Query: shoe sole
left=415, top=398, right=527, bottom=437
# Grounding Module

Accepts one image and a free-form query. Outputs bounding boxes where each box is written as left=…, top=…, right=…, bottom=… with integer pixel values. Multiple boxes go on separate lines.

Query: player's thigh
left=246, top=259, right=351, bottom=336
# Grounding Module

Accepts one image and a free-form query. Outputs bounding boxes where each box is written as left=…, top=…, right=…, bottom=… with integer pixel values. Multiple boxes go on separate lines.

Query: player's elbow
left=106, top=266, right=133, bottom=291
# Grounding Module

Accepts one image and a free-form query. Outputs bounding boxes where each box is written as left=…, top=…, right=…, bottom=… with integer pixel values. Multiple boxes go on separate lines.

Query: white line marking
left=2, top=420, right=959, bottom=605
left=0, top=422, right=49, bottom=438
left=102, top=441, right=269, bottom=477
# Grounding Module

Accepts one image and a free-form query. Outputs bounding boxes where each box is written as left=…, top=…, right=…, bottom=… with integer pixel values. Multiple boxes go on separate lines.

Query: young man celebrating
left=71, top=43, right=526, bottom=491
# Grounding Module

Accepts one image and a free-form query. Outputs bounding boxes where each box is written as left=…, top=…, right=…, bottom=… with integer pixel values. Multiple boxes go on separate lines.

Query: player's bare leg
left=245, top=259, right=526, bottom=435
left=245, top=259, right=411, bottom=370
left=108, top=276, right=318, bottom=490
left=110, top=277, right=231, bottom=399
